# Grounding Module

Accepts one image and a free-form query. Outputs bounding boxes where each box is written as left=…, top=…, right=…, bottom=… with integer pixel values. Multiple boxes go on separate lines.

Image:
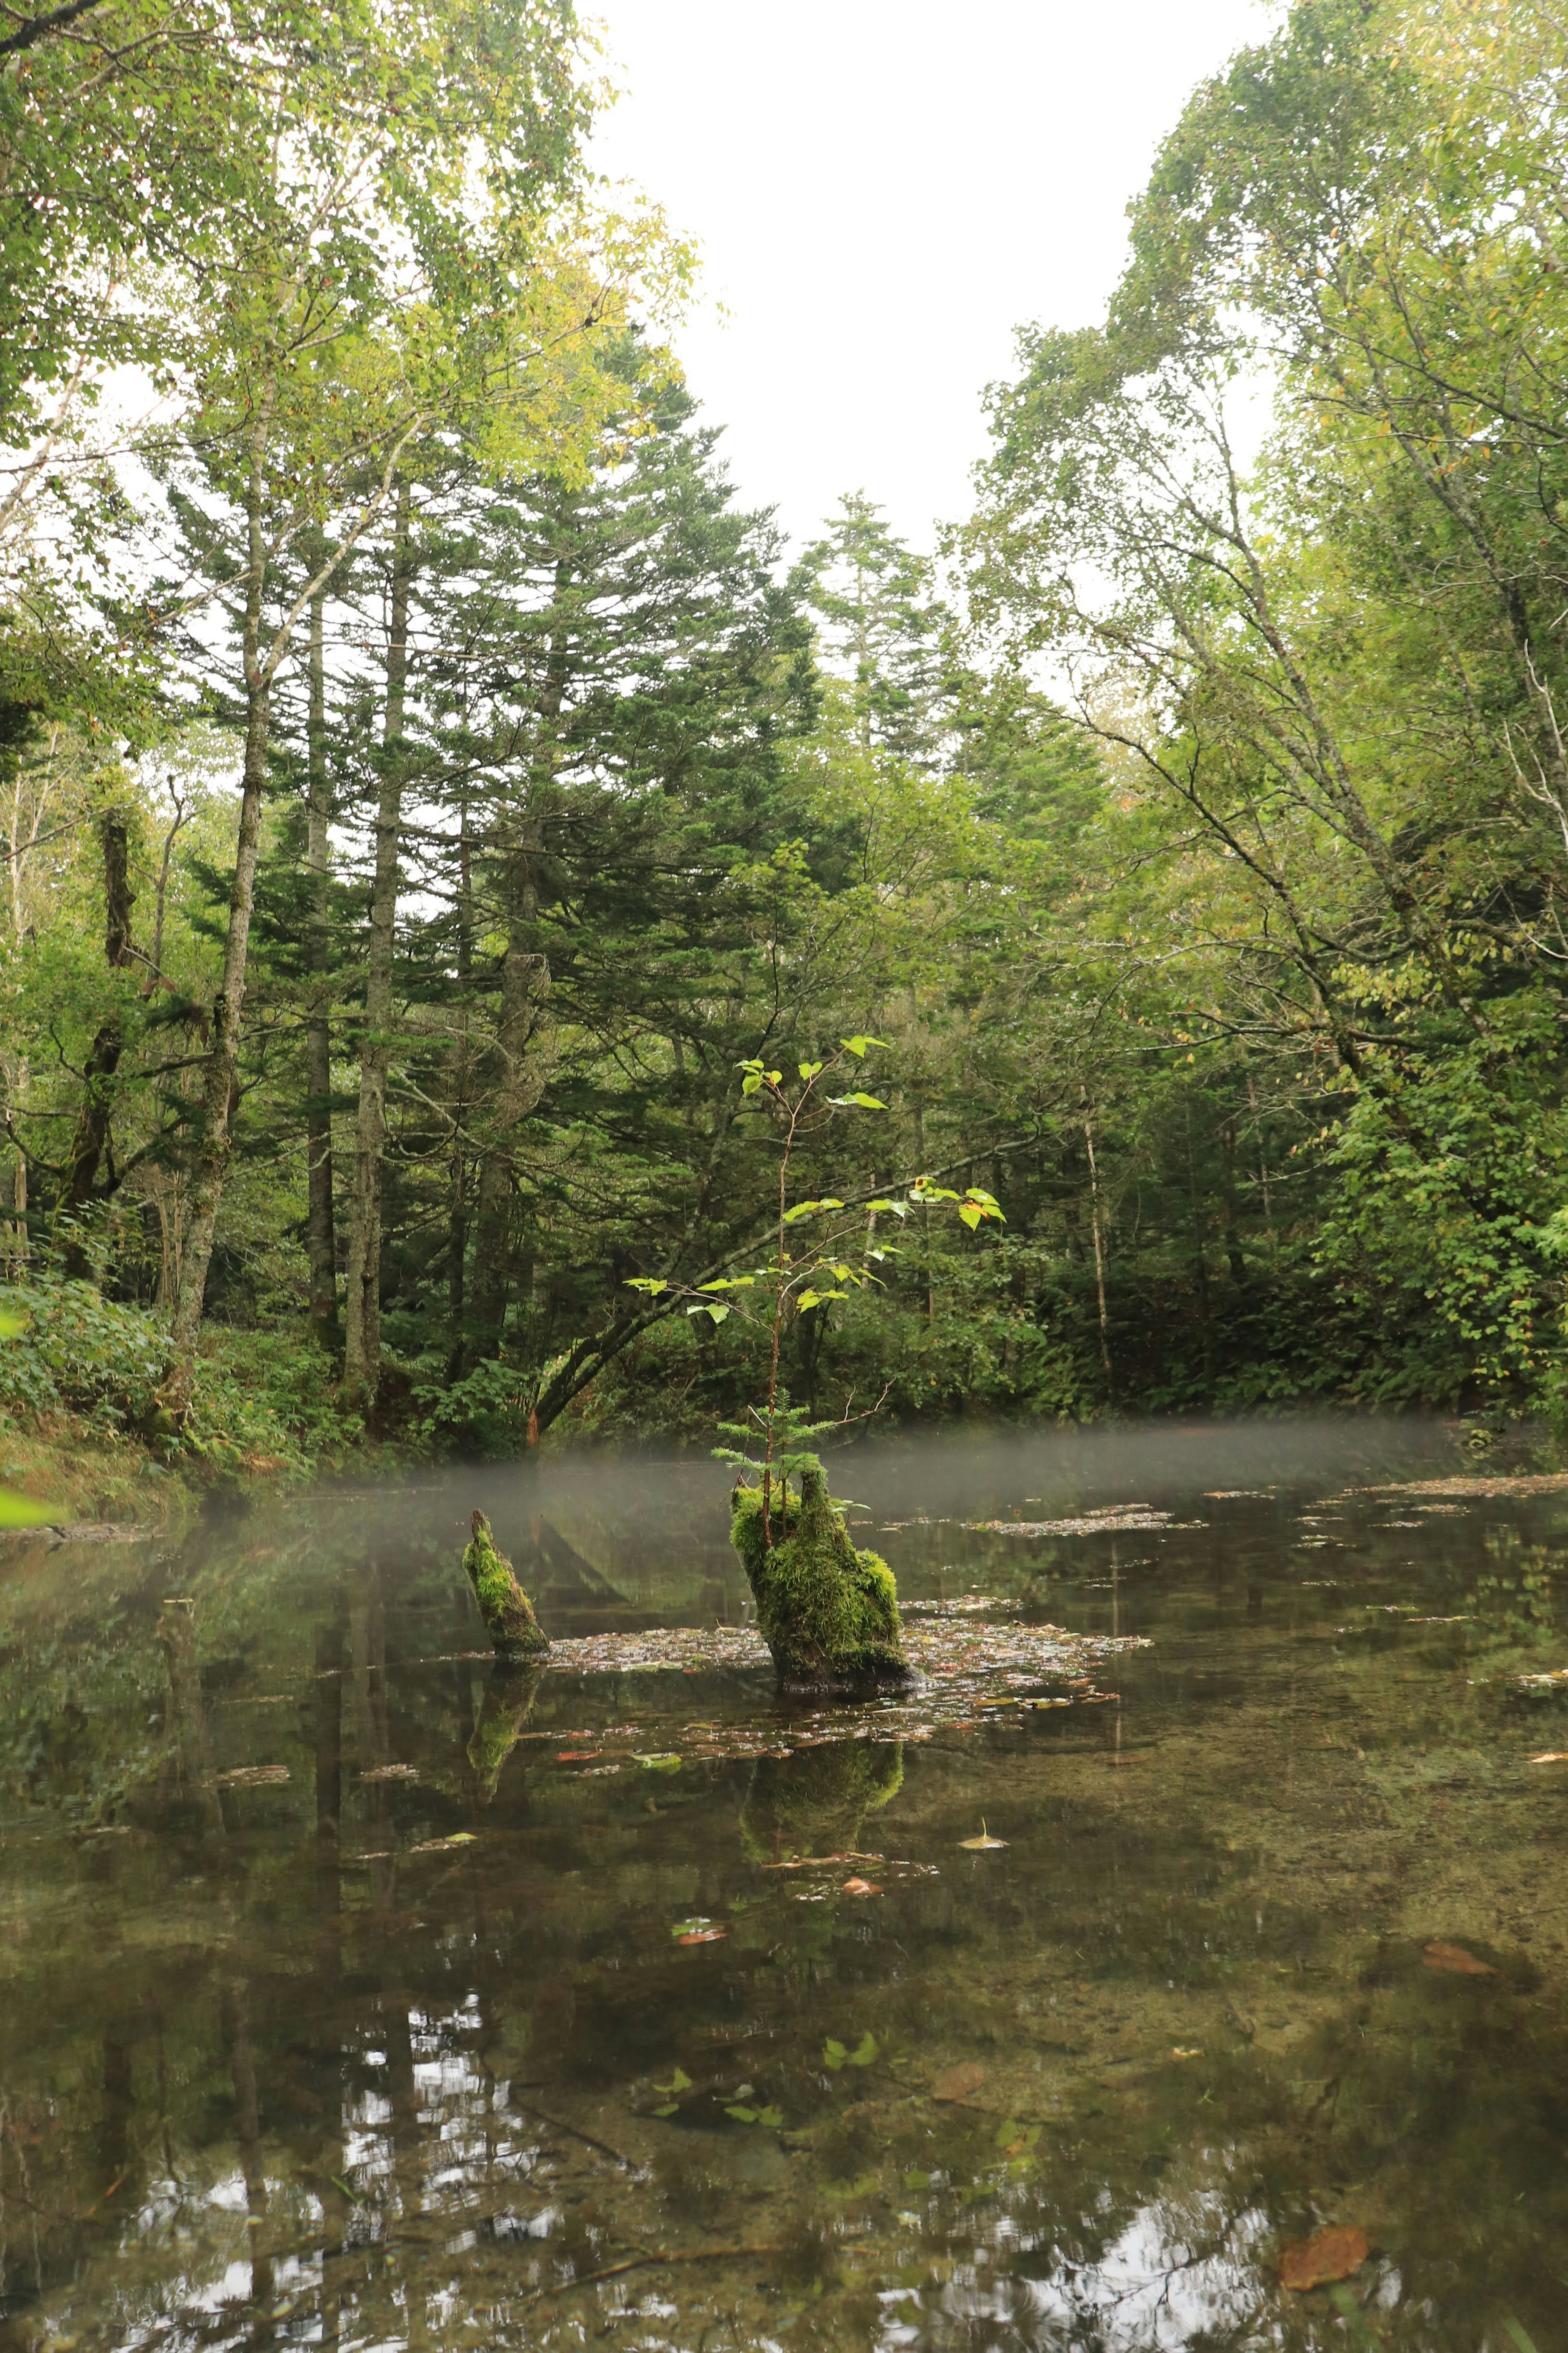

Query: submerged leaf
left=1278, top=2224, right=1370, bottom=2292
left=1422, top=1939, right=1495, bottom=1976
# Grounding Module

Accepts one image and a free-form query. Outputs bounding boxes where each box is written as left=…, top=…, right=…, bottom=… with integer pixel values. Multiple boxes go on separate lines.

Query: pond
left=1, top=1420, right=1565, bottom=2352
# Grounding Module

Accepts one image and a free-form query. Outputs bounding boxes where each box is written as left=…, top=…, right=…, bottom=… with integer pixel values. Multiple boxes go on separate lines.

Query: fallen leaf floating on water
left=216, top=1765, right=290, bottom=1787
left=1361, top=1473, right=1568, bottom=1499
left=1422, top=1939, right=1495, bottom=1976
left=932, top=2061, right=987, bottom=2103
left=1528, top=1751, right=1568, bottom=1764
left=409, top=1833, right=477, bottom=1854
left=635, top=1752, right=682, bottom=1773
left=359, top=1764, right=418, bottom=1783
left=1170, top=2047, right=1202, bottom=2060
left=672, top=1917, right=725, bottom=1945
left=824, top=2033, right=878, bottom=2070
left=556, top=1750, right=601, bottom=1762
left=960, top=1822, right=1008, bottom=1850
left=965, top=1512, right=1175, bottom=1536
left=840, top=1877, right=882, bottom=1896
left=1278, top=2224, right=1370, bottom=2293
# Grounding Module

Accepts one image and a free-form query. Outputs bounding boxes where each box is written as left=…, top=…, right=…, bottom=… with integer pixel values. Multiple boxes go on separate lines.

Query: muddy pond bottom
left=3, top=1425, right=1568, bottom=2352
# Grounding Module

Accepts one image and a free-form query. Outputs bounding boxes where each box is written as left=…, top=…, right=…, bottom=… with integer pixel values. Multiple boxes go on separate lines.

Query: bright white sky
left=587, top=0, right=1276, bottom=559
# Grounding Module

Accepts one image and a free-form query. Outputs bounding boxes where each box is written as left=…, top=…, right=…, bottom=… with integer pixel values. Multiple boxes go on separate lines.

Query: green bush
left=0, top=1278, right=167, bottom=1431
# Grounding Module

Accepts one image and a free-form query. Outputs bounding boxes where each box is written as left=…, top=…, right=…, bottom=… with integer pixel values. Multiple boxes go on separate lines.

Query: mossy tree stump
left=729, top=1463, right=910, bottom=1688
left=462, top=1510, right=548, bottom=1662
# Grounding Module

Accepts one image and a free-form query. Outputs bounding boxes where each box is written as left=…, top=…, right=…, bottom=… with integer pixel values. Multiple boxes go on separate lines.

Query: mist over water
left=339, top=1412, right=1475, bottom=1572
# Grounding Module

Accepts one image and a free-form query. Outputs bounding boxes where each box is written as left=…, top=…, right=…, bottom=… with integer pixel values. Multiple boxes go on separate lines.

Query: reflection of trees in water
left=739, top=1738, right=904, bottom=1862
left=5, top=1494, right=1568, bottom=2346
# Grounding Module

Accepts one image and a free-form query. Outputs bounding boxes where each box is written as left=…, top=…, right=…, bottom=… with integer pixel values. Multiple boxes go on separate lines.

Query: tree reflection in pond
left=0, top=1435, right=1564, bottom=2350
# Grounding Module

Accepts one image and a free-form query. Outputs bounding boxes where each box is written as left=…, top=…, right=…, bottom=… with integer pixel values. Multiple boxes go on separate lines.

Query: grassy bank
left=0, top=1410, right=196, bottom=1529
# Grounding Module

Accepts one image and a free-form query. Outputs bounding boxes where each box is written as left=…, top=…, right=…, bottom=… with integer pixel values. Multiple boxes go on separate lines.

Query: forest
left=2, top=0, right=1567, bottom=1485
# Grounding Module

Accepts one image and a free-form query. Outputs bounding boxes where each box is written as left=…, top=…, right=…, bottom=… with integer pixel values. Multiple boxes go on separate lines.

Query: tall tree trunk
left=305, top=586, right=339, bottom=1348
left=58, top=807, right=136, bottom=1267
left=1083, top=1109, right=1113, bottom=1394
left=1183, top=1097, right=1214, bottom=1398
left=1219, top=1117, right=1249, bottom=1290
left=467, top=557, right=568, bottom=1363
left=162, top=468, right=274, bottom=1420
left=4, top=1072, right=27, bottom=1271
left=341, top=481, right=413, bottom=1417
left=468, top=925, right=552, bottom=1351
left=445, top=798, right=472, bottom=1377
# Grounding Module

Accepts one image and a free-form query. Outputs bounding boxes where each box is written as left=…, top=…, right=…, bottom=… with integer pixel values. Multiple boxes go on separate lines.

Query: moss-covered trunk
left=729, top=1463, right=910, bottom=1688
left=461, top=1509, right=548, bottom=1661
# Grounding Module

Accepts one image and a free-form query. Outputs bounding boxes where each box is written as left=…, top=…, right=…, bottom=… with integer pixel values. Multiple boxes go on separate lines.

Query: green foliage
left=0, top=1278, right=168, bottom=1431
left=11, top=0, right=1568, bottom=1458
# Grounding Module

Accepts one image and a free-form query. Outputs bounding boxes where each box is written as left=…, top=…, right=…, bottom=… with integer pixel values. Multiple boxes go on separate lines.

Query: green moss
left=740, top=1738, right=904, bottom=1862
left=729, top=1463, right=909, bottom=1687
left=461, top=1510, right=548, bottom=1661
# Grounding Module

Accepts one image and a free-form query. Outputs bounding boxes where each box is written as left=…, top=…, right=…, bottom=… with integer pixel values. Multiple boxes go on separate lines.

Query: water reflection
left=0, top=1424, right=1564, bottom=2350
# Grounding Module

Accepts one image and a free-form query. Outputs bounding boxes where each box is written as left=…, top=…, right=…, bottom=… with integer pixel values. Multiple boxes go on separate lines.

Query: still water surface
left=2, top=1422, right=1566, bottom=2352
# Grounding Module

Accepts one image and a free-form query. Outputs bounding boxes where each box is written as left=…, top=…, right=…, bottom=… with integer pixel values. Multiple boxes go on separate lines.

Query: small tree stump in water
left=463, top=1510, right=548, bottom=1662
left=730, top=1464, right=910, bottom=1688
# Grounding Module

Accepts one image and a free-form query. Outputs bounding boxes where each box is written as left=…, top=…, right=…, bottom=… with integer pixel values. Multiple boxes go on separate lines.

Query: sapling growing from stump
left=626, top=1038, right=1004, bottom=1688
left=462, top=1510, right=548, bottom=1661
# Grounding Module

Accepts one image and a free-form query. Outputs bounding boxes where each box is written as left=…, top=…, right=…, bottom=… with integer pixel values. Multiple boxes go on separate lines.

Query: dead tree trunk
left=58, top=804, right=137, bottom=1266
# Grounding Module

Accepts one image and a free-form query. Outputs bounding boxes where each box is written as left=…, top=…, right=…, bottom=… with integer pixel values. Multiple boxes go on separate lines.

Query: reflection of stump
left=730, top=1465, right=909, bottom=1687
left=740, top=1739, right=904, bottom=1862
left=462, top=1511, right=548, bottom=1661
left=468, top=1663, right=544, bottom=1802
